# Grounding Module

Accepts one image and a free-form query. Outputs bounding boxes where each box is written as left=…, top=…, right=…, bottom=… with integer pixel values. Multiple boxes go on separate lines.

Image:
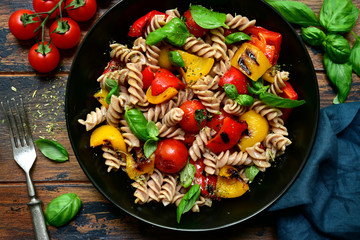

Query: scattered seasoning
left=11, top=86, right=17, bottom=92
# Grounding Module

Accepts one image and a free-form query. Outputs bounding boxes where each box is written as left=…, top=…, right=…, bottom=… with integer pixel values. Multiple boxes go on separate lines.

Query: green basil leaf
left=247, top=78, right=269, bottom=95
left=301, top=27, right=326, bottom=47
left=147, top=120, right=159, bottom=139
left=176, top=184, right=201, bottom=223
left=190, top=5, right=229, bottom=29
left=146, top=18, right=190, bottom=46
left=225, top=32, right=251, bottom=45
left=235, top=94, right=254, bottom=106
left=224, top=84, right=238, bottom=99
left=319, top=0, right=359, bottom=33
left=168, top=51, right=185, bottom=67
left=125, top=109, right=149, bottom=141
left=144, top=139, right=158, bottom=158
left=105, top=78, right=118, bottom=91
left=180, top=160, right=196, bottom=188
left=194, top=109, right=207, bottom=130
left=35, top=139, right=69, bottom=162
left=350, top=34, right=360, bottom=76
left=323, top=53, right=352, bottom=104
left=322, top=34, right=351, bottom=63
left=45, top=193, right=81, bottom=227
left=259, top=92, right=305, bottom=108
left=245, top=165, right=260, bottom=183
left=265, top=0, right=320, bottom=27
left=105, top=85, right=119, bottom=104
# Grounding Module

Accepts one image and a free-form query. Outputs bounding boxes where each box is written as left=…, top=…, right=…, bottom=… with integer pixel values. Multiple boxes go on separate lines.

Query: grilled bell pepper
left=216, top=165, right=249, bottom=198
left=231, top=42, right=272, bottom=81
left=141, top=65, right=155, bottom=90
left=128, top=10, right=168, bottom=37
left=206, top=117, right=247, bottom=154
left=126, top=149, right=155, bottom=180
left=90, top=125, right=127, bottom=153
left=146, top=86, right=178, bottom=104
left=93, top=88, right=109, bottom=109
left=280, top=82, right=298, bottom=121
left=244, top=26, right=282, bottom=65
left=177, top=50, right=214, bottom=85
left=151, top=68, right=185, bottom=96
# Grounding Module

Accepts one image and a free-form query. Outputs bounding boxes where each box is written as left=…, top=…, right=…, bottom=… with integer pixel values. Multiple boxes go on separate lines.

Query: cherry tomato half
left=28, top=42, right=60, bottom=73
left=8, top=9, right=41, bottom=40
left=49, top=17, right=81, bottom=49
left=33, top=0, right=65, bottom=19
left=179, top=100, right=206, bottom=133
left=154, top=139, right=188, bottom=174
left=65, top=0, right=97, bottom=22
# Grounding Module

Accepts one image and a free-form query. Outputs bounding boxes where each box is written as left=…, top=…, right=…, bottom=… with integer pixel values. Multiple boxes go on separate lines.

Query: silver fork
left=1, top=99, right=50, bottom=240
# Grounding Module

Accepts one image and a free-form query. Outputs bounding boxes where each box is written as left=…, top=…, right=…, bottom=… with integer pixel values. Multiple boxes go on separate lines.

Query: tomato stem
left=33, top=0, right=65, bottom=37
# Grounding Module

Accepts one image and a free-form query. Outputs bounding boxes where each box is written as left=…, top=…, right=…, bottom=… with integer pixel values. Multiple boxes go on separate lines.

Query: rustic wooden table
left=1, top=0, right=359, bottom=239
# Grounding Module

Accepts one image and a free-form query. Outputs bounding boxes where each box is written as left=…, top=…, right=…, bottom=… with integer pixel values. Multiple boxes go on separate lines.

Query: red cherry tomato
left=219, top=66, right=249, bottom=94
left=28, top=42, right=60, bottom=73
left=49, top=17, right=81, bottom=49
left=65, top=0, right=97, bottom=22
left=33, top=0, right=65, bottom=19
left=206, top=110, right=233, bottom=133
left=206, top=117, right=247, bottom=154
left=151, top=69, right=185, bottom=96
left=141, top=66, right=155, bottom=90
left=183, top=9, right=208, bottom=38
left=179, top=100, right=206, bottom=133
left=8, top=9, right=41, bottom=40
left=183, top=132, right=197, bottom=146
left=154, top=139, right=188, bottom=174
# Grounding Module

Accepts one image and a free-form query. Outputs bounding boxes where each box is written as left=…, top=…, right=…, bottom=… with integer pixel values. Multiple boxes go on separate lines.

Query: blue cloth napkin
left=269, top=101, right=360, bottom=240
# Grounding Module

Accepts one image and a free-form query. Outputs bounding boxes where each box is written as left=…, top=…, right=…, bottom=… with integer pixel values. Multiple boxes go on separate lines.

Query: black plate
left=66, top=0, right=319, bottom=231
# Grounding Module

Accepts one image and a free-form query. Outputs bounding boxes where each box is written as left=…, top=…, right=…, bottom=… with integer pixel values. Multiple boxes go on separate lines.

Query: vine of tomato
left=33, top=0, right=65, bottom=19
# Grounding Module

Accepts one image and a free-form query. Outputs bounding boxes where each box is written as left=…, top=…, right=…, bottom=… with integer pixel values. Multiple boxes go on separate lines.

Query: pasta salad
left=78, top=5, right=305, bottom=223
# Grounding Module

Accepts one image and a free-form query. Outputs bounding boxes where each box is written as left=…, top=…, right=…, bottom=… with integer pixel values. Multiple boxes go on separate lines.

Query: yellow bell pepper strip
left=262, top=65, right=278, bottom=83
left=177, top=50, right=214, bottom=85
left=146, top=86, right=178, bottom=104
left=158, top=45, right=176, bottom=71
left=93, top=88, right=109, bottom=109
left=215, top=165, right=249, bottom=198
left=90, top=125, right=127, bottom=153
left=231, top=42, right=272, bottom=81
left=126, top=149, right=155, bottom=180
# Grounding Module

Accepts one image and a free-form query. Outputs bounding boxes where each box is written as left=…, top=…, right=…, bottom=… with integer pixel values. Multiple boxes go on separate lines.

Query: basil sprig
left=265, top=0, right=320, bottom=27
left=45, top=193, right=82, bottom=227
left=350, top=32, right=360, bottom=76
left=125, top=109, right=159, bottom=158
left=35, top=139, right=69, bottom=162
left=168, top=51, right=185, bottom=67
left=248, top=79, right=305, bottom=108
left=176, top=184, right=201, bottom=223
left=319, top=0, right=359, bottom=33
left=323, top=53, right=353, bottom=104
left=301, top=27, right=326, bottom=47
left=322, top=34, right=351, bottom=63
left=180, top=160, right=196, bottom=188
left=225, top=32, right=251, bottom=45
left=190, top=5, right=229, bottom=29
left=194, top=109, right=207, bottom=130
left=245, top=165, right=260, bottom=183
left=105, top=78, right=119, bottom=104
left=224, top=84, right=254, bottom=107
left=146, top=18, right=190, bottom=47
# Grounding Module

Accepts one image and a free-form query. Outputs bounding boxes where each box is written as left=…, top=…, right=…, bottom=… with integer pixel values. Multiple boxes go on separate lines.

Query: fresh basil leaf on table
left=177, top=184, right=201, bottom=223
left=319, top=0, right=359, bottom=33
left=323, top=53, right=353, bottom=104
left=322, top=34, right=351, bottom=63
left=45, top=193, right=82, bottom=227
left=301, top=27, right=326, bottom=46
left=350, top=32, right=360, bottom=76
left=189, top=5, right=229, bottom=29
left=35, top=139, right=69, bottom=162
left=180, top=160, right=196, bottom=188
left=225, top=32, right=251, bottom=45
left=265, top=0, right=320, bottom=27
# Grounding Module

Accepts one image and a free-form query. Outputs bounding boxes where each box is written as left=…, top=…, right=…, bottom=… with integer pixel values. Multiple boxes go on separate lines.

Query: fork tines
left=1, top=98, right=34, bottom=149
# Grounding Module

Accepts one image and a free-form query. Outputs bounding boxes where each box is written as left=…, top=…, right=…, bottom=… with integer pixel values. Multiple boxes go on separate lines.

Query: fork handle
left=28, top=197, right=50, bottom=240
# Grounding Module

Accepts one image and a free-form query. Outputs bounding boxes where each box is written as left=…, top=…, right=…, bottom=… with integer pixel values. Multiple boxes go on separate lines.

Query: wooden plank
left=0, top=184, right=276, bottom=239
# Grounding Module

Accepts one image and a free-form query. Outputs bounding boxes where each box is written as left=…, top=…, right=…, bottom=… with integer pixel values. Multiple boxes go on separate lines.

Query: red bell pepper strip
left=141, top=65, right=154, bottom=90
left=280, top=82, right=298, bottom=121
left=206, top=110, right=233, bottom=133
left=206, top=117, right=247, bottom=154
left=190, top=159, right=218, bottom=199
left=102, top=58, right=121, bottom=74
left=151, top=68, right=186, bottom=96
left=219, top=66, right=249, bottom=94
left=128, top=10, right=168, bottom=37
left=244, top=26, right=282, bottom=65
left=183, top=9, right=209, bottom=38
